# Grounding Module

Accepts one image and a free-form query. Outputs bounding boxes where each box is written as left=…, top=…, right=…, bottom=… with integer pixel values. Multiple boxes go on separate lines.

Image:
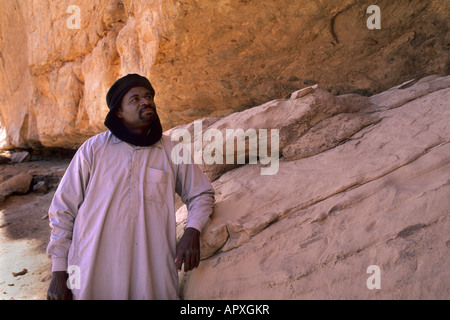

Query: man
left=46, top=74, right=215, bottom=300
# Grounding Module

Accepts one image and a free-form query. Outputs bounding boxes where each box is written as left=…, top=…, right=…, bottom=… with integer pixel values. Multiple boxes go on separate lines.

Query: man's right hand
left=47, top=271, right=73, bottom=300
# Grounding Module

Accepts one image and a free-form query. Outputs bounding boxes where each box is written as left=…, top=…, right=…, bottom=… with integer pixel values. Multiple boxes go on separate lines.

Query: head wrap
left=104, top=74, right=162, bottom=146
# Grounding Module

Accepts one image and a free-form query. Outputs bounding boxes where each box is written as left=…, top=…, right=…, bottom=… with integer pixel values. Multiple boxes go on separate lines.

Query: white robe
left=46, top=132, right=214, bottom=299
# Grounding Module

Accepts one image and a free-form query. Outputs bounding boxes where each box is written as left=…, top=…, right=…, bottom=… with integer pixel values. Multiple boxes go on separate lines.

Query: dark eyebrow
left=128, top=94, right=139, bottom=101
left=128, top=92, right=153, bottom=101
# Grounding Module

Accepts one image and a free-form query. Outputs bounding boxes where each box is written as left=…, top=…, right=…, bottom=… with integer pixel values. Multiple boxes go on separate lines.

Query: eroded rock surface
left=0, top=0, right=448, bottom=148
left=177, top=75, right=450, bottom=299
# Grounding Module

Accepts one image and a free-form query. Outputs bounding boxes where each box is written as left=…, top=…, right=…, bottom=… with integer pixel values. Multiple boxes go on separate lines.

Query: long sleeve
left=46, top=144, right=91, bottom=272
left=176, top=161, right=215, bottom=233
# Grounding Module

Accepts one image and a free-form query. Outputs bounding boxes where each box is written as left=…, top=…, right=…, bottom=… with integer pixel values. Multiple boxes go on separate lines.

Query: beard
left=138, top=105, right=156, bottom=123
left=105, top=106, right=163, bottom=147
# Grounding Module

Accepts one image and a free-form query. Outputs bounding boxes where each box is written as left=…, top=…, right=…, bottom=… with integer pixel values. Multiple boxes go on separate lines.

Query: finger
left=175, top=252, right=184, bottom=272
left=188, top=248, right=199, bottom=272
left=183, top=249, right=191, bottom=272
left=189, top=249, right=199, bottom=271
left=188, top=248, right=198, bottom=272
left=194, top=249, right=200, bottom=269
left=47, top=291, right=55, bottom=300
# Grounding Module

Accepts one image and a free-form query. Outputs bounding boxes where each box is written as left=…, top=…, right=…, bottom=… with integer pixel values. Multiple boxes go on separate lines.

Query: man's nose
left=140, top=96, right=154, bottom=106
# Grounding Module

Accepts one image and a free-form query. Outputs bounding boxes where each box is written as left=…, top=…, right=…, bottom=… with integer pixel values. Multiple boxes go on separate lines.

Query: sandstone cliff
left=0, top=0, right=448, bottom=148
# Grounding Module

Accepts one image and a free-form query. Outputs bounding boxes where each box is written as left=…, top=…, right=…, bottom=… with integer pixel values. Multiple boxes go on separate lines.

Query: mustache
left=139, top=105, right=156, bottom=113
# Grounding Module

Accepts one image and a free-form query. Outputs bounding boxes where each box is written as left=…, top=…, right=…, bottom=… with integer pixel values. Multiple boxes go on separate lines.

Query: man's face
left=116, top=87, right=156, bottom=132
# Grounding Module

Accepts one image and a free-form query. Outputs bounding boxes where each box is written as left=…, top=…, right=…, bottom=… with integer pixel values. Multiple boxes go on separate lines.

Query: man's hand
left=47, top=271, right=73, bottom=300
left=175, top=227, right=200, bottom=273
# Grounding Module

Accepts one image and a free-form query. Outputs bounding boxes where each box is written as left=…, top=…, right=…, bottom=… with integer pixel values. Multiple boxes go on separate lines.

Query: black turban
left=104, top=73, right=162, bottom=146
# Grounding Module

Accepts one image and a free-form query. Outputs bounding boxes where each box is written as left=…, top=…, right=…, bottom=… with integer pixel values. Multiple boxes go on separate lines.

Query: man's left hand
left=175, top=227, right=200, bottom=272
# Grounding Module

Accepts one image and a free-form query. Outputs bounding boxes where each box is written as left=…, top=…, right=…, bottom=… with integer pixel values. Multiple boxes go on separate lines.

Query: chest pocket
left=143, top=167, right=168, bottom=203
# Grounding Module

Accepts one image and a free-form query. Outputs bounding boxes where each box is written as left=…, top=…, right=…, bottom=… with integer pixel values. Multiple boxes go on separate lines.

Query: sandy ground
left=0, top=192, right=54, bottom=299
left=0, top=159, right=69, bottom=300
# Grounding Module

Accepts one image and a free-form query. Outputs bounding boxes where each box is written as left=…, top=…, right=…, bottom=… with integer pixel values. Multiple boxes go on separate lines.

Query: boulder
left=176, top=75, right=450, bottom=299
left=0, top=173, right=33, bottom=201
left=9, top=151, right=31, bottom=163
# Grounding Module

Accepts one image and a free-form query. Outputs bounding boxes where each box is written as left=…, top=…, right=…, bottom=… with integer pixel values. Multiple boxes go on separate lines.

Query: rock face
left=0, top=173, right=33, bottom=202
left=0, top=0, right=448, bottom=148
left=176, top=75, right=450, bottom=299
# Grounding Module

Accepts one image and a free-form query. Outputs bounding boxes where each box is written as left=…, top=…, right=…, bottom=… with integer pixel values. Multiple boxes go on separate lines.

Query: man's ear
left=115, top=107, right=122, bottom=118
